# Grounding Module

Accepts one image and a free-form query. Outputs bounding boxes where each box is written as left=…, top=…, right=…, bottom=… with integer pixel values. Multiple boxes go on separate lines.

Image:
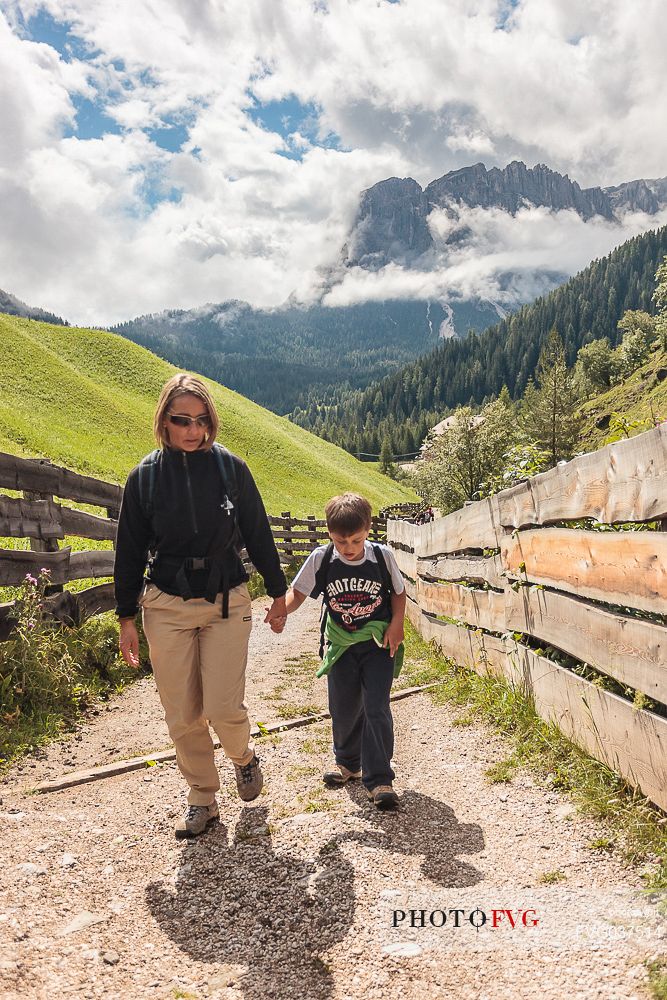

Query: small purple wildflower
left=40, top=567, right=51, bottom=576
left=25, top=574, right=38, bottom=585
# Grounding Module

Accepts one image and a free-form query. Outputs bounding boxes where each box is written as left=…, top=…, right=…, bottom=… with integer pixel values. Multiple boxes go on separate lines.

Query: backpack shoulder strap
left=211, top=443, right=239, bottom=502
left=310, top=542, right=335, bottom=600
left=137, top=449, right=161, bottom=520
left=372, top=543, right=394, bottom=598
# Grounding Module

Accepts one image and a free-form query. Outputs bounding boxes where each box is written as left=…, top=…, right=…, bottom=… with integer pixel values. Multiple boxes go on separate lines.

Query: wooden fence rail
left=0, top=453, right=387, bottom=638
left=388, top=423, right=667, bottom=812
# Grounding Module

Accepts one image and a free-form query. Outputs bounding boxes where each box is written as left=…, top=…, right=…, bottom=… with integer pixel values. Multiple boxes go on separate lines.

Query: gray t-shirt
left=293, top=541, right=405, bottom=598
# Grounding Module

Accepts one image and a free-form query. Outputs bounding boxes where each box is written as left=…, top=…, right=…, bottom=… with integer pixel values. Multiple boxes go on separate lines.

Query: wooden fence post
left=307, top=514, right=317, bottom=552
left=281, top=511, right=292, bottom=562
left=24, top=459, right=63, bottom=595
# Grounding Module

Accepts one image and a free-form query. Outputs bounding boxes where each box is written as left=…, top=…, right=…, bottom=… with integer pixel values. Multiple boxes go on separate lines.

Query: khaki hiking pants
left=139, top=581, right=255, bottom=806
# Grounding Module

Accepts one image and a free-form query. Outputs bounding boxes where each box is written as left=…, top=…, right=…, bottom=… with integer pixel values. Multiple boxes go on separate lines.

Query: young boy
left=271, top=493, right=406, bottom=810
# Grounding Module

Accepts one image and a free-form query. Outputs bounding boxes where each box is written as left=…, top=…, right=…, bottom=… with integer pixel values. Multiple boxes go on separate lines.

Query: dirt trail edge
left=1, top=598, right=663, bottom=1000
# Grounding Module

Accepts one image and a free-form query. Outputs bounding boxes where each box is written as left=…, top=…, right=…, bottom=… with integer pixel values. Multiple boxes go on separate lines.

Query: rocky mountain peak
left=343, top=160, right=667, bottom=269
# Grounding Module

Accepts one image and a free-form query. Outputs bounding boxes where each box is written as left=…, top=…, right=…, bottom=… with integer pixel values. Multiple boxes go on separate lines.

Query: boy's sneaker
left=367, top=785, right=399, bottom=810
left=323, top=763, right=362, bottom=787
left=175, top=801, right=219, bottom=839
left=234, top=754, right=264, bottom=801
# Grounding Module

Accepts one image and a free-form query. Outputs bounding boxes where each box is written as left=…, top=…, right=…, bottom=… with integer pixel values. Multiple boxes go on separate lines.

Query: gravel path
left=0, top=599, right=663, bottom=999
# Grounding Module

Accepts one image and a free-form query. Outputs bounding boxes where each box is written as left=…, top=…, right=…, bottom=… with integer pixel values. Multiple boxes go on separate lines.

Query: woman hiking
left=114, top=373, right=287, bottom=838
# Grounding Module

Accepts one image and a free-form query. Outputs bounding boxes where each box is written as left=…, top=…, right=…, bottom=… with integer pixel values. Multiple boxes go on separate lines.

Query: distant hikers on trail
left=114, top=373, right=287, bottom=839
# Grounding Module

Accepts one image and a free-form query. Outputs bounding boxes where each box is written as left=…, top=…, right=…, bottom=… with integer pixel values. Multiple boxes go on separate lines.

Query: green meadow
left=0, top=313, right=415, bottom=515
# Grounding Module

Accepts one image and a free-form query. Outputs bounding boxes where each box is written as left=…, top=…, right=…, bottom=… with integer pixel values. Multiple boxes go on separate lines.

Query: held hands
left=382, top=620, right=405, bottom=658
left=264, top=596, right=287, bottom=634
left=119, top=619, right=140, bottom=668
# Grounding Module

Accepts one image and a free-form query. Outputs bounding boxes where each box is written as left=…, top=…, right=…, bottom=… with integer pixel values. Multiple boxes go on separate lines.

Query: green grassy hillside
left=0, top=314, right=415, bottom=514
left=578, top=345, right=667, bottom=453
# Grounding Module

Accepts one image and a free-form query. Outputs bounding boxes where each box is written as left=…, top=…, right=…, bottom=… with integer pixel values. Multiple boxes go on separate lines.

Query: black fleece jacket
left=114, top=446, right=287, bottom=618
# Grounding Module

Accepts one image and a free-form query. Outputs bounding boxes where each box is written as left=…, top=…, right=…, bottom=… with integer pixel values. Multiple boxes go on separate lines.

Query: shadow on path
left=146, top=792, right=484, bottom=998
left=146, top=806, right=355, bottom=1000
left=339, top=785, right=485, bottom=887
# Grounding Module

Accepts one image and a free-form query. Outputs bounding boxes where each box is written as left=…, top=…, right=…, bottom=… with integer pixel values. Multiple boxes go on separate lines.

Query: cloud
left=0, top=0, right=666, bottom=324
left=322, top=203, right=667, bottom=310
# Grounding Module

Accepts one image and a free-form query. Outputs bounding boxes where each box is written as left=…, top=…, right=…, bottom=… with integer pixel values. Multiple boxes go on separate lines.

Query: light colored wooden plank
left=409, top=606, right=667, bottom=811
left=387, top=518, right=417, bottom=550
left=505, top=586, right=667, bottom=702
left=418, top=497, right=503, bottom=557
left=405, top=600, right=507, bottom=670
left=515, top=645, right=667, bottom=812
left=418, top=553, right=505, bottom=589
left=392, top=546, right=417, bottom=579
left=402, top=577, right=416, bottom=603
left=416, top=579, right=506, bottom=632
left=496, top=423, right=667, bottom=529
left=502, top=528, right=667, bottom=614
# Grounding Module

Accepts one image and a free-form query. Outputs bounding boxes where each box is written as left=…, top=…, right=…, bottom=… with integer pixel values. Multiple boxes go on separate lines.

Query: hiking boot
left=174, top=801, right=219, bottom=839
left=234, top=754, right=264, bottom=801
left=323, top=763, right=362, bottom=787
left=367, top=785, right=399, bottom=810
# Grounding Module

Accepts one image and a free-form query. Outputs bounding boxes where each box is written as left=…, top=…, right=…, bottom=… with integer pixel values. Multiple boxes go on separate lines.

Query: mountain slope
left=293, top=226, right=667, bottom=455
left=112, top=298, right=503, bottom=416
left=0, top=314, right=415, bottom=514
left=0, top=287, right=68, bottom=326
left=577, top=345, right=667, bottom=454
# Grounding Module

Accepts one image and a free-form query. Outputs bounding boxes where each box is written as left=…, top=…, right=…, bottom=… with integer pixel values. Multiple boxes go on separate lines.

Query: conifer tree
left=379, top=437, right=394, bottom=475
left=519, top=328, right=582, bottom=466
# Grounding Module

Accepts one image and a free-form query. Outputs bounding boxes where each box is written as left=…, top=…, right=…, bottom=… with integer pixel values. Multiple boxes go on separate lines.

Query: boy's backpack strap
left=372, top=543, right=394, bottom=599
left=310, top=542, right=335, bottom=600
left=310, top=542, right=334, bottom=659
left=137, top=449, right=161, bottom=521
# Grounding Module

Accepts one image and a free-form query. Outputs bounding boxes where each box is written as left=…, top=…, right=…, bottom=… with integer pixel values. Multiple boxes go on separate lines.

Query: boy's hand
left=382, top=621, right=404, bottom=658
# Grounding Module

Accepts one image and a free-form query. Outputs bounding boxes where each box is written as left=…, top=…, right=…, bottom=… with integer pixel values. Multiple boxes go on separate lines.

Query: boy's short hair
left=325, top=493, right=372, bottom=534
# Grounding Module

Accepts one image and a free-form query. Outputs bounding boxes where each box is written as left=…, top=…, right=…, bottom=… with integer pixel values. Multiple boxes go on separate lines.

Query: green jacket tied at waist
left=317, top=617, right=404, bottom=679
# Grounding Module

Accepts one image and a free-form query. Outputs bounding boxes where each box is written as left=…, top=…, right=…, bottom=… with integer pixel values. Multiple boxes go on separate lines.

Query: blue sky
left=22, top=8, right=338, bottom=161
left=1, top=0, right=665, bottom=325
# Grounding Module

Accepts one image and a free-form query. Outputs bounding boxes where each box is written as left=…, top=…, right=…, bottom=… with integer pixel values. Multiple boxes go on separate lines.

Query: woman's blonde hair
left=153, top=373, right=219, bottom=450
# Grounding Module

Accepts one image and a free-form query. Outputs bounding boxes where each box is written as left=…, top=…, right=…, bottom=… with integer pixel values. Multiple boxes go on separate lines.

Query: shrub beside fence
left=387, top=423, right=667, bottom=812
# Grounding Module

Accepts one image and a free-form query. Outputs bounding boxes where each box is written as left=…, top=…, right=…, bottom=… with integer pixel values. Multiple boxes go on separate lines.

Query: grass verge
left=401, top=619, right=667, bottom=893
left=0, top=574, right=149, bottom=771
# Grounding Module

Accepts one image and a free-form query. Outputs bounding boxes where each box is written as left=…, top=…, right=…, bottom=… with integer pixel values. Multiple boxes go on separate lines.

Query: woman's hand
left=119, top=619, right=140, bottom=668
left=264, top=596, right=287, bottom=634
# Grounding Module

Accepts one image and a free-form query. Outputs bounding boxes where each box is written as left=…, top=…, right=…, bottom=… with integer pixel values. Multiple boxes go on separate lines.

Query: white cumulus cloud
left=0, top=0, right=665, bottom=324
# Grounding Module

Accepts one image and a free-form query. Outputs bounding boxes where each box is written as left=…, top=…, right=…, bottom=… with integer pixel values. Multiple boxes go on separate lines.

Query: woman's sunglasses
left=166, top=412, right=211, bottom=429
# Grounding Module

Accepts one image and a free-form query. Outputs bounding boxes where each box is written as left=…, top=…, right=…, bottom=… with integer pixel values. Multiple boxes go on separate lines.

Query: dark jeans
left=326, top=639, right=395, bottom=791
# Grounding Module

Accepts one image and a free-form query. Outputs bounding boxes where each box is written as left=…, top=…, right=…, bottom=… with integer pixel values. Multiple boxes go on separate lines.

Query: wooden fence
left=0, top=452, right=386, bottom=639
left=387, top=423, right=667, bottom=812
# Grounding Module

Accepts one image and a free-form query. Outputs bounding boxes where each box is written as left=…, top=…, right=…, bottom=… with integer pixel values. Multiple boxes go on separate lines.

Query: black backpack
left=136, top=444, right=241, bottom=617
left=310, top=541, right=394, bottom=658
